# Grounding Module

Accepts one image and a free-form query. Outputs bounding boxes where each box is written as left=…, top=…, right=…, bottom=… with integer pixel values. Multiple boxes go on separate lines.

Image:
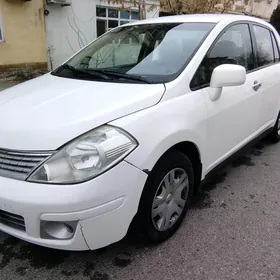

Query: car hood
left=0, top=74, right=165, bottom=150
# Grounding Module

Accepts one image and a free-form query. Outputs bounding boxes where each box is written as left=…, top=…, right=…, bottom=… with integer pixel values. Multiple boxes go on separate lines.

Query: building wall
left=0, top=0, right=47, bottom=71
left=45, top=0, right=160, bottom=70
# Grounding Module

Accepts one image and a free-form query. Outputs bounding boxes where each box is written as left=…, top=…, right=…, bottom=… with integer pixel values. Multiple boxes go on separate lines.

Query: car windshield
left=52, top=22, right=215, bottom=84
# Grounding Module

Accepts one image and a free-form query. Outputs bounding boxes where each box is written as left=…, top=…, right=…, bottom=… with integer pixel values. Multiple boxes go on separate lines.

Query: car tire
left=135, top=151, right=194, bottom=244
left=268, top=112, right=280, bottom=143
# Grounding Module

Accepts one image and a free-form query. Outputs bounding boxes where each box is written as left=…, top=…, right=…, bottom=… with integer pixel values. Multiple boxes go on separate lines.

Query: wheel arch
left=148, top=141, right=202, bottom=191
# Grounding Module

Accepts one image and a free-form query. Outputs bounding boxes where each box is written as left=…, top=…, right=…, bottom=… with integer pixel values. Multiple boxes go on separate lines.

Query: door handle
left=253, top=81, right=262, bottom=91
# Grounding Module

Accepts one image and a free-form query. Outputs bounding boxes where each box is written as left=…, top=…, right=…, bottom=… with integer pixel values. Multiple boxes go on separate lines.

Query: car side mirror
left=209, top=64, right=246, bottom=101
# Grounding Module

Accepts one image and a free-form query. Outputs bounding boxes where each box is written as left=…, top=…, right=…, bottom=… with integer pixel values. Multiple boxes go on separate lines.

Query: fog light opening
left=64, top=223, right=74, bottom=234
left=41, top=221, right=77, bottom=240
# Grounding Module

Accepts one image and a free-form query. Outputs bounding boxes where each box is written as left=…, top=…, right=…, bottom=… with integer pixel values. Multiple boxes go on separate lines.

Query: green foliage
left=270, top=5, right=280, bottom=34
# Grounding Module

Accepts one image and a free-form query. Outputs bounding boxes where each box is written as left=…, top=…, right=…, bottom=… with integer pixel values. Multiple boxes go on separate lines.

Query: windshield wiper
left=59, top=65, right=151, bottom=83
left=60, top=64, right=112, bottom=80
left=93, top=70, right=152, bottom=84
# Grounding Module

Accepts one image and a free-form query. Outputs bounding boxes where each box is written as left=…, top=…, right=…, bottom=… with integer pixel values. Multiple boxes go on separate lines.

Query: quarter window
left=96, top=7, right=139, bottom=38
left=271, top=32, right=280, bottom=63
left=191, top=24, right=254, bottom=90
left=253, top=25, right=274, bottom=67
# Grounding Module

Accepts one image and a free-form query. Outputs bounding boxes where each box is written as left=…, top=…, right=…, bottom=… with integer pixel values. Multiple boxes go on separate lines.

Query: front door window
left=191, top=24, right=254, bottom=90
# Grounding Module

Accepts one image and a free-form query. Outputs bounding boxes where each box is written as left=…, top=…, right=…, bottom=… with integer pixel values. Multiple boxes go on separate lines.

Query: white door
left=190, top=23, right=261, bottom=173
left=251, top=25, right=280, bottom=130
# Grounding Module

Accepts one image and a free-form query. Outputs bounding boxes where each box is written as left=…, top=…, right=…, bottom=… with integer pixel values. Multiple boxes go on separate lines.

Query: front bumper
left=0, top=161, right=147, bottom=250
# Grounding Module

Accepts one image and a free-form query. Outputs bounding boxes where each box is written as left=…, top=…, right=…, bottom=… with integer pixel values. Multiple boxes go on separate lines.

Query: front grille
left=0, top=209, right=25, bottom=231
left=0, top=148, right=53, bottom=180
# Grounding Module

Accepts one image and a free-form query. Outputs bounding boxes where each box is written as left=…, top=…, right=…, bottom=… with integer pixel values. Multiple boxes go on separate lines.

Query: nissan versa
left=0, top=14, right=280, bottom=251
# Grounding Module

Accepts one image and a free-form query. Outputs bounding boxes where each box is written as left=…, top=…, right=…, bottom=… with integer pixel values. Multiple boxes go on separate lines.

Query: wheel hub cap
left=151, top=168, right=189, bottom=232
left=166, top=194, right=173, bottom=204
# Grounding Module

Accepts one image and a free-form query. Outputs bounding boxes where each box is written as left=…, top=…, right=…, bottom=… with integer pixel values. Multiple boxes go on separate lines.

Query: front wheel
left=136, top=151, right=194, bottom=244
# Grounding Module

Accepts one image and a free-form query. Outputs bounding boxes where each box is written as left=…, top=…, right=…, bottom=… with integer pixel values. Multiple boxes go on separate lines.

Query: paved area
left=1, top=138, right=280, bottom=280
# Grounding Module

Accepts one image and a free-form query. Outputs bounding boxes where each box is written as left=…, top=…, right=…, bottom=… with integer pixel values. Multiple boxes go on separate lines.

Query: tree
left=102, top=0, right=266, bottom=20
left=160, top=0, right=235, bottom=15
left=102, top=0, right=235, bottom=20
left=102, top=0, right=158, bottom=20
left=175, top=0, right=267, bottom=15
left=270, top=5, right=280, bottom=34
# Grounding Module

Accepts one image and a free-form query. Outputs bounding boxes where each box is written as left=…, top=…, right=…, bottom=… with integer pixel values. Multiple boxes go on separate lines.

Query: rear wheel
left=268, top=112, right=280, bottom=143
left=136, top=151, right=194, bottom=243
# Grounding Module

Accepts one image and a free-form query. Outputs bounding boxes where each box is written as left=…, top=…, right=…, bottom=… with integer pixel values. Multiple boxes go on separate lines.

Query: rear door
left=251, top=24, right=280, bottom=129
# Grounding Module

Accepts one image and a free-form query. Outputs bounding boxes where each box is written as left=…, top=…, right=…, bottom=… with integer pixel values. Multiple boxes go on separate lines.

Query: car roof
left=127, top=13, right=270, bottom=26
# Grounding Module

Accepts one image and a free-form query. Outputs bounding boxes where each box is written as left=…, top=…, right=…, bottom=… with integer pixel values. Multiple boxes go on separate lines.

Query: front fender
left=126, top=129, right=202, bottom=172
left=110, top=92, right=207, bottom=174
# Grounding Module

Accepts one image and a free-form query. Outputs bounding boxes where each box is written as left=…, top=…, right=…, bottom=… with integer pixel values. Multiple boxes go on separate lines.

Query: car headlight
left=27, top=125, right=137, bottom=184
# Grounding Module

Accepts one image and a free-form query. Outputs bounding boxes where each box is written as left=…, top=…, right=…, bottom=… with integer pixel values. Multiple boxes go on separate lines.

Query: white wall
left=45, top=0, right=160, bottom=70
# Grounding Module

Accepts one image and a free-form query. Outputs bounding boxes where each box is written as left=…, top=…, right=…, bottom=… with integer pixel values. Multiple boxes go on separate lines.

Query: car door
left=190, top=23, right=261, bottom=173
left=251, top=24, right=280, bottom=130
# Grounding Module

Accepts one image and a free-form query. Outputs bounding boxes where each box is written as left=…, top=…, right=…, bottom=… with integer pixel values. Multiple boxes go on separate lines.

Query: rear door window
left=252, top=25, right=274, bottom=68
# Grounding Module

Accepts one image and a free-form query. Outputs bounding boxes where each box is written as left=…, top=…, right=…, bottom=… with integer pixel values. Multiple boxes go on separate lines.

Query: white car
left=0, top=14, right=280, bottom=251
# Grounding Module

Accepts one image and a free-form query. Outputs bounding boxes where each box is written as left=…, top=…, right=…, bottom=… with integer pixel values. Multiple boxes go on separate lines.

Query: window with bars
left=96, top=6, right=139, bottom=38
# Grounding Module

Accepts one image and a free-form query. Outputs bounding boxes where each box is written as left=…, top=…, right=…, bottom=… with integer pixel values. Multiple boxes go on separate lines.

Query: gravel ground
left=0, top=139, right=280, bottom=280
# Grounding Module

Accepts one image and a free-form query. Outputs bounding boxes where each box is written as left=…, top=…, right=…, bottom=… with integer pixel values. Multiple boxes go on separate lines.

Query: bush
left=270, top=5, right=280, bottom=34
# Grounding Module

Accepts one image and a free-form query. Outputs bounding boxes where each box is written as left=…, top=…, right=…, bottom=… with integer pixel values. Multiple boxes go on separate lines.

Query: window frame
left=190, top=21, right=256, bottom=91
left=250, top=23, right=277, bottom=70
left=95, top=6, right=139, bottom=36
